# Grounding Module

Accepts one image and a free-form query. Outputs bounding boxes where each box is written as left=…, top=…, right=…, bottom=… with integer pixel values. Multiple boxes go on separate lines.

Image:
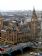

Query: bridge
left=0, top=42, right=41, bottom=56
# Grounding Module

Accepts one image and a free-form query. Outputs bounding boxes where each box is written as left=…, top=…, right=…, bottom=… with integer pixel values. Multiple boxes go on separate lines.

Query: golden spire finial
left=33, top=6, right=35, bottom=12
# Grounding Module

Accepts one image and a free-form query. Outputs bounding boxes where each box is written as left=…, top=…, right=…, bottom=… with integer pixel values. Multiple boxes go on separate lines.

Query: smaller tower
left=0, top=16, right=3, bottom=30
left=0, top=16, right=3, bottom=37
left=20, top=19, right=24, bottom=26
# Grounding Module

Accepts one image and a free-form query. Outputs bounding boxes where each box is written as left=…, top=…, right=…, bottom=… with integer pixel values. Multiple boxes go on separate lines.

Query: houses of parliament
left=0, top=8, right=41, bottom=45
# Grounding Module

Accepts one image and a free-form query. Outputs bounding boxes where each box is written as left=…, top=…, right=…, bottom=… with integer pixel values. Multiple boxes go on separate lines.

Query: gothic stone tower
left=31, top=8, right=39, bottom=41
left=0, top=16, right=3, bottom=37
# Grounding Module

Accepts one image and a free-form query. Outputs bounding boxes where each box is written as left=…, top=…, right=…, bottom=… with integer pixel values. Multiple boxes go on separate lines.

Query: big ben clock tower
left=31, top=8, right=40, bottom=41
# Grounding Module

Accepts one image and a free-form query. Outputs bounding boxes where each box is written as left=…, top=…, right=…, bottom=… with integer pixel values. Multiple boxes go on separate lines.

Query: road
left=16, top=52, right=34, bottom=56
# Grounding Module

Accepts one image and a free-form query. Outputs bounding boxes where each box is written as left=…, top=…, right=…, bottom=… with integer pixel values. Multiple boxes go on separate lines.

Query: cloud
left=0, top=0, right=41, bottom=11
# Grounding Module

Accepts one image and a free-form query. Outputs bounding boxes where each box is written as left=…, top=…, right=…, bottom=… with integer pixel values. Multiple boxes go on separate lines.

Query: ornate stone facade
left=0, top=8, right=41, bottom=44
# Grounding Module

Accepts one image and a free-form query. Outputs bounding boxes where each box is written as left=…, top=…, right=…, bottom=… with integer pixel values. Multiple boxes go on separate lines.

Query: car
left=30, top=52, right=34, bottom=55
left=35, top=53, right=40, bottom=56
left=30, top=52, right=40, bottom=56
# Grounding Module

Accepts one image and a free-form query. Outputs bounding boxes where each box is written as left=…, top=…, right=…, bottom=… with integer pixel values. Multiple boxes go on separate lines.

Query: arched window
left=0, top=33, right=1, bottom=37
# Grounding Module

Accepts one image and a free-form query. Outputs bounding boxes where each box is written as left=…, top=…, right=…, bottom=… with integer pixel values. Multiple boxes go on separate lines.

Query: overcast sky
left=0, top=0, right=42, bottom=11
